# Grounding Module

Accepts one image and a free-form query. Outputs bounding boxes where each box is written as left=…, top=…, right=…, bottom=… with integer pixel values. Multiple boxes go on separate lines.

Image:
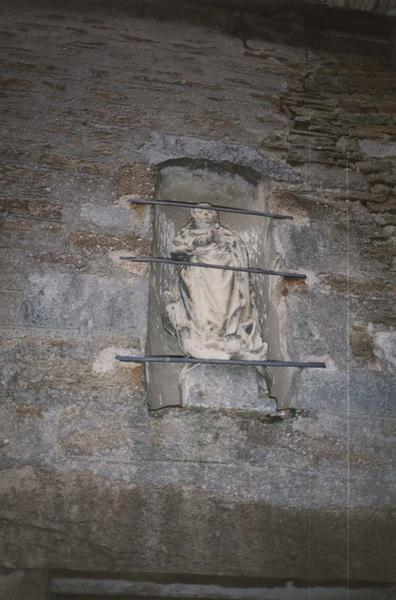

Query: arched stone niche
left=145, top=158, right=297, bottom=413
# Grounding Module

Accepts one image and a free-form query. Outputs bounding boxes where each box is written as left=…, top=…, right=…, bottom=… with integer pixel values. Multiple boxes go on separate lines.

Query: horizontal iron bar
left=119, top=256, right=306, bottom=279
left=128, top=198, right=293, bottom=220
left=116, top=355, right=326, bottom=369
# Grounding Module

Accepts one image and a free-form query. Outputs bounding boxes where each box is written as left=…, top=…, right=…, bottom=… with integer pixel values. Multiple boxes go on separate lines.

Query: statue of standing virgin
left=165, top=204, right=271, bottom=390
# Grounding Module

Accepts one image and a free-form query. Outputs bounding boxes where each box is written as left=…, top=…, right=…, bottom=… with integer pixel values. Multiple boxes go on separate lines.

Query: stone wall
left=0, top=0, right=395, bottom=597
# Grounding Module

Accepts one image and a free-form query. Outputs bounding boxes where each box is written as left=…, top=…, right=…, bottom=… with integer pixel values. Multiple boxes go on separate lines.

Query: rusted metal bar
left=116, top=355, right=326, bottom=368
left=128, top=198, right=293, bottom=220
left=119, top=256, right=306, bottom=280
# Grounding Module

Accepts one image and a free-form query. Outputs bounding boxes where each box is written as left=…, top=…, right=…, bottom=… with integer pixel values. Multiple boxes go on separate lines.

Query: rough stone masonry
left=0, top=0, right=395, bottom=598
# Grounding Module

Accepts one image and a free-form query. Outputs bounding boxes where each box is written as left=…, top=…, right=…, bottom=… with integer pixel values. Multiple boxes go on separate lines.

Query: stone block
left=300, top=162, right=367, bottom=190
left=294, top=367, right=396, bottom=416
left=360, top=139, right=396, bottom=158
left=77, top=202, right=153, bottom=239
left=69, top=230, right=151, bottom=253
left=0, top=466, right=393, bottom=582
left=0, top=569, right=48, bottom=600
left=0, top=197, right=62, bottom=221
left=0, top=291, right=23, bottom=327
left=23, top=273, right=148, bottom=334
left=79, top=202, right=133, bottom=233
left=116, top=163, right=158, bottom=199
left=140, top=132, right=302, bottom=183
left=48, top=575, right=395, bottom=600
left=180, top=364, right=277, bottom=414
left=39, top=152, right=108, bottom=176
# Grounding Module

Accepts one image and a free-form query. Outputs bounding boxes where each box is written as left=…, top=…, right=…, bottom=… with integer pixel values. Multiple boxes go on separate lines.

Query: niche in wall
left=145, top=160, right=294, bottom=412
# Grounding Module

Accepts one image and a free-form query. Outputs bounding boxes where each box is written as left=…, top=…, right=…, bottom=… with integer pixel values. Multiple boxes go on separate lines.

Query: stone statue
left=165, top=204, right=270, bottom=369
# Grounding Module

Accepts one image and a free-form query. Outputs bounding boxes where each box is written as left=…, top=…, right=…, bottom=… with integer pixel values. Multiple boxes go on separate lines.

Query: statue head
left=191, top=203, right=219, bottom=227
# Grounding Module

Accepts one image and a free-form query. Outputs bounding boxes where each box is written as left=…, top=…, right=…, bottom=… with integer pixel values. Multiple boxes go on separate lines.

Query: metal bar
left=128, top=198, right=293, bottom=220
left=119, top=256, right=306, bottom=280
left=116, top=355, right=326, bottom=368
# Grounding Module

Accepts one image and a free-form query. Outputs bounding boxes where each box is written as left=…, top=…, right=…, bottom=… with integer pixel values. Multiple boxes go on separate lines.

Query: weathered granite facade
left=0, top=0, right=395, bottom=598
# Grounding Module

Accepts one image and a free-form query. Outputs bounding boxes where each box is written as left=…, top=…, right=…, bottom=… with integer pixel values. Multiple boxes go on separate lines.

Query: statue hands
left=193, top=229, right=216, bottom=248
